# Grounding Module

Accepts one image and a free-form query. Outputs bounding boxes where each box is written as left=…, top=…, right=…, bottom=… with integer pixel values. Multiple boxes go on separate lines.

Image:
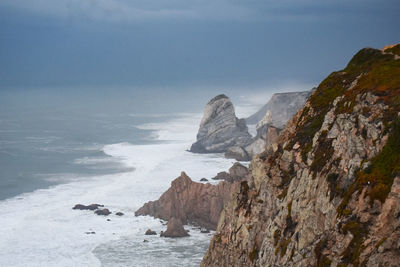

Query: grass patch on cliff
left=384, top=44, right=400, bottom=56
left=336, top=48, right=400, bottom=116
left=249, top=248, right=259, bottom=262
left=340, top=218, right=369, bottom=267
left=314, top=238, right=332, bottom=267
left=338, top=117, right=400, bottom=216
left=310, top=130, right=334, bottom=175
left=275, top=238, right=290, bottom=258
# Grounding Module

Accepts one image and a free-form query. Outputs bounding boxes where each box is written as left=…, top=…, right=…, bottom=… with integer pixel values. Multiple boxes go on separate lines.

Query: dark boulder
left=212, top=171, right=231, bottom=181
left=160, top=217, right=189, bottom=238
left=145, top=229, right=157, bottom=235
left=95, top=209, right=111, bottom=216
left=73, top=204, right=104, bottom=210
left=115, top=212, right=124, bottom=216
left=200, top=178, right=208, bottom=182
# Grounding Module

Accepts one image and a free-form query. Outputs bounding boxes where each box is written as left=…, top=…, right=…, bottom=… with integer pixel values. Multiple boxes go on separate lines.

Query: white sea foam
left=0, top=112, right=236, bottom=267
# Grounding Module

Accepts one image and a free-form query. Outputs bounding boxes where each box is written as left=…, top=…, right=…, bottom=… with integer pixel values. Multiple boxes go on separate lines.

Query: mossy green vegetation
left=384, top=44, right=400, bottom=56
left=275, top=238, right=290, bottom=257
left=310, top=130, right=334, bottom=175
left=249, top=248, right=258, bottom=262
left=314, top=238, right=332, bottom=267
left=340, top=219, right=368, bottom=267
left=273, top=229, right=281, bottom=246
left=338, top=117, right=400, bottom=216
left=326, top=173, right=341, bottom=201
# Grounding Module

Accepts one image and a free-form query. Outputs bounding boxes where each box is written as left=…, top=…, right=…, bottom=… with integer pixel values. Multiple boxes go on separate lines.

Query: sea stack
left=190, top=94, right=251, bottom=153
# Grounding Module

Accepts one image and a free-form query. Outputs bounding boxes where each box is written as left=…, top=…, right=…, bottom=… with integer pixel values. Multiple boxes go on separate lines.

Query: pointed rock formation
left=160, top=217, right=189, bottom=238
left=135, top=169, right=247, bottom=230
left=190, top=94, right=252, bottom=153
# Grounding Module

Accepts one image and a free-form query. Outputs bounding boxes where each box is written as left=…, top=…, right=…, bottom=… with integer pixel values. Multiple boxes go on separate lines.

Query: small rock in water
left=107, top=219, right=111, bottom=221
left=200, top=228, right=210, bottom=233
left=212, top=171, right=230, bottom=181
left=95, top=209, right=111, bottom=216
left=200, top=178, right=208, bottom=182
left=143, top=239, right=149, bottom=243
left=73, top=204, right=104, bottom=210
left=115, top=212, right=124, bottom=216
left=85, top=231, right=96, bottom=235
left=145, top=229, right=157, bottom=235
left=160, top=217, right=189, bottom=238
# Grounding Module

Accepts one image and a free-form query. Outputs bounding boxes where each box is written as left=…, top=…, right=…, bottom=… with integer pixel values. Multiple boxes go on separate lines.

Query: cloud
left=0, top=0, right=253, bottom=22
left=0, top=0, right=387, bottom=23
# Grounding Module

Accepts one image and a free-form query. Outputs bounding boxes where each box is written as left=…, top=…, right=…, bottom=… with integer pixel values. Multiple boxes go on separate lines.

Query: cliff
left=202, top=44, right=400, bottom=266
left=226, top=91, right=310, bottom=161
left=190, top=94, right=252, bottom=153
left=246, top=91, right=311, bottom=127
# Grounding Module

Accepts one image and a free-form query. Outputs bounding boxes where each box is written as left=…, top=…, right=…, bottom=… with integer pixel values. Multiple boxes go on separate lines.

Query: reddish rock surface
left=135, top=171, right=243, bottom=230
left=160, top=217, right=189, bottom=238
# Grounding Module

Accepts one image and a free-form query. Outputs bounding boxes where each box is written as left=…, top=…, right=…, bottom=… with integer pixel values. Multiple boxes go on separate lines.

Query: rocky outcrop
left=246, top=91, right=311, bottom=127
left=145, top=229, right=157, bottom=235
left=226, top=124, right=281, bottom=161
left=190, top=94, right=252, bottom=153
left=72, top=204, right=104, bottom=210
left=160, top=217, right=189, bottom=238
left=135, top=171, right=245, bottom=230
left=202, top=45, right=400, bottom=266
left=95, top=208, right=111, bottom=216
left=212, top=163, right=249, bottom=182
left=226, top=92, right=309, bottom=161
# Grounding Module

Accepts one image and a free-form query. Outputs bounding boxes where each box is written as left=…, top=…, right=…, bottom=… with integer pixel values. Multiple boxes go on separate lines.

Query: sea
left=0, top=89, right=261, bottom=266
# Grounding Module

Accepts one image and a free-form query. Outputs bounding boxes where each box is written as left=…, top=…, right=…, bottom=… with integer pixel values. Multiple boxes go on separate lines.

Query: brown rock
left=160, top=217, right=189, bottom=238
left=212, top=171, right=230, bottom=181
left=135, top=171, right=242, bottom=230
left=145, top=229, right=157, bottom=235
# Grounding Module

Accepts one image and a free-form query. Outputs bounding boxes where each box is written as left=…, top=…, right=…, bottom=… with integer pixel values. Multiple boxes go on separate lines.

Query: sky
left=0, top=0, right=399, bottom=95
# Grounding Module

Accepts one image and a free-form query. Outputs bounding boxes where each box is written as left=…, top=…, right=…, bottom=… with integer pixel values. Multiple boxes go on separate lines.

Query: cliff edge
left=202, top=44, right=400, bottom=266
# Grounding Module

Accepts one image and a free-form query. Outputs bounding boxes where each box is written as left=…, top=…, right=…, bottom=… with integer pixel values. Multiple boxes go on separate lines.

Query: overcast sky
left=0, top=0, right=399, bottom=92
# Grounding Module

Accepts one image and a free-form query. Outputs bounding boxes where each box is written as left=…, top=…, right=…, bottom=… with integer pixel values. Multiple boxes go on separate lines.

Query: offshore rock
left=160, top=217, right=189, bottom=238
left=190, top=94, right=252, bottom=153
left=145, top=229, right=157, bottom=235
left=212, top=163, right=249, bottom=183
left=135, top=171, right=243, bottom=230
left=94, top=209, right=111, bottom=216
left=72, top=204, right=104, bottom=210
left=225, top=146, right=250, bottom=161
left=246, top=91, right=311, bottom=127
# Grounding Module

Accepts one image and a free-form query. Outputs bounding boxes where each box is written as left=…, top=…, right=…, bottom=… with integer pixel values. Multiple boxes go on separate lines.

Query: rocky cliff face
left=190, top=94, right=252, bottom=153
left=246, top=91, right=311, bottom=127
left=226, top=91, right=309, bottom=161
left=135, top=166, right=247, bottom=230
left=202, top=45, right=400, bottom=266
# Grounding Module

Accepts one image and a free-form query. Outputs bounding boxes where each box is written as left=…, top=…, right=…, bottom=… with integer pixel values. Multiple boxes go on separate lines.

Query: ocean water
left=0, top=96, right=248, bottom=266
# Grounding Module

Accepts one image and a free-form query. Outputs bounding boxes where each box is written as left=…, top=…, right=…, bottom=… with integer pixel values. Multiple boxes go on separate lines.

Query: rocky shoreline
left=135, top=162, right=248, bottom=231
left=132, top=44, right=400, bottom=266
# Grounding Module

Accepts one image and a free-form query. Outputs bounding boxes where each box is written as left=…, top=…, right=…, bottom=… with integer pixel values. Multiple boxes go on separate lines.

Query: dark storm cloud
left=0, top=0, right=399, bottom=89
